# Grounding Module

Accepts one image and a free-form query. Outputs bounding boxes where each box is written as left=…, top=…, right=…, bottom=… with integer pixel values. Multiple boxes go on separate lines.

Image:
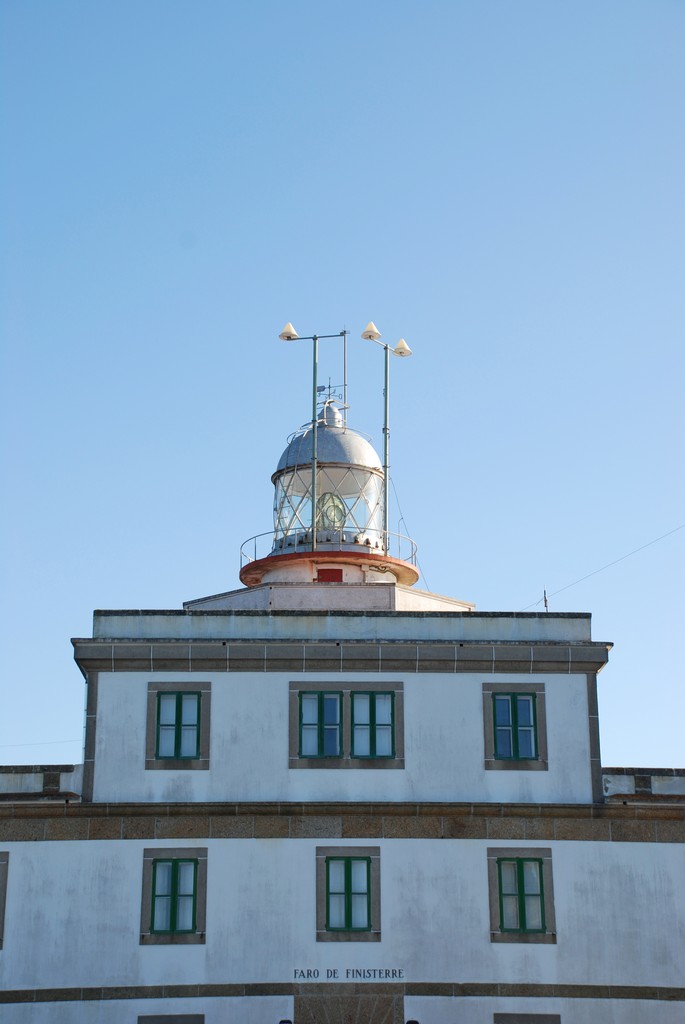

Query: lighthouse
left=1, top=322, right=679, bottom=1024
left=239, top=398, right=419, bottom=588
left=240, top=321, right=419, bottom=590
left=216, top=321, right=471, bottom=611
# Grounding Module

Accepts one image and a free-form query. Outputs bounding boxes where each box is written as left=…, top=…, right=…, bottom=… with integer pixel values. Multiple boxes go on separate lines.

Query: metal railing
left=240, top=529, right=417, bottom=570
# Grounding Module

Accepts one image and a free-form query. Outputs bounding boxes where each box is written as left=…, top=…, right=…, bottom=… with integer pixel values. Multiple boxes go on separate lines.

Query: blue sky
left=1, top=1, right=683, bottom=768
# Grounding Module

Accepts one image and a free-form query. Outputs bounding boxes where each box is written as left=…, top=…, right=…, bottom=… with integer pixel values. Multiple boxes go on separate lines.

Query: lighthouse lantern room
left=238, top=323, right=419, bottom=588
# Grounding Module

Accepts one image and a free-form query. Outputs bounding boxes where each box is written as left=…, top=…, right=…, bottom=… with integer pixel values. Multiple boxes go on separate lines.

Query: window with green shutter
left=351, top=692, right=395, bottom=757
left=493, top=693, right=538, bottom=759
left=299, top=692, right=342, bottom=757
left=151, top=859, right=198, bottom=934
left=156, top=693, right=201, bottom=760
left=497, top=858, right=545, bottom=932
left=326, top=857, right=371, bottom=931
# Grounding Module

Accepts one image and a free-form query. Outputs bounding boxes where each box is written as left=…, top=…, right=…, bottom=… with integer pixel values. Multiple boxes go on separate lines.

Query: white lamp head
left=393, top=338, right=412, bottom=357
left=361, top=321, right=382, bottom=342
left=279, top=322, right=300, bottom=341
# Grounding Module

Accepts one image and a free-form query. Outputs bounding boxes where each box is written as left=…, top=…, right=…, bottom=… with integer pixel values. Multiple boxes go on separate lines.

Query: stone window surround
left=487, top=847, right=556, bottom=944
left=140, top=847, right=207, bottom=945
left=316, top=846, right=381, bottom=942
left=483, top=682, right=549, bottom=771
left=145, top=681, right=211, bottom=771
left=0, top=851, right=8, bottom=950
left=494, top=1016, right=561, bottom=1024
left=290, top=681, right=404, bottom=769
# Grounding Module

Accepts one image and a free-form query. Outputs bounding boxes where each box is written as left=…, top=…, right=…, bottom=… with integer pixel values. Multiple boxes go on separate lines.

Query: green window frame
left=299, top=692, right=342, bottom=757
left=493, top=693, right=538, bottom=760
left=351, top=691, right=395, bottom=758
left=497, top=858, right=545, bottom=933
left=156, top=693, right=201, bottom=759
left=150, top=858, right=198, bottom=934
left=326, top=857, right=371, bottom=931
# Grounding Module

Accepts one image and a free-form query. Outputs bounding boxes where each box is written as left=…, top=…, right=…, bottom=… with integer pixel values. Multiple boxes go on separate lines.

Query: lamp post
left=278, top=323, right=348, bottom=551
left=361, top=322, right=412, bottom=553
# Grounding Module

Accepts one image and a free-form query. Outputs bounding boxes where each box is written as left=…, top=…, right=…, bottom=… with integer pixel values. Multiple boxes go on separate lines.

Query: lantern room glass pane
left=272, top=460, right=384, bottom=552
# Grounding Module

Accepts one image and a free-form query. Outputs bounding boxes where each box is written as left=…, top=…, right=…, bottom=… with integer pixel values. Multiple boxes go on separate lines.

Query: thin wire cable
left=520, top=523, right=685, bottom=611
left=390, top=477, right=430, bottom=591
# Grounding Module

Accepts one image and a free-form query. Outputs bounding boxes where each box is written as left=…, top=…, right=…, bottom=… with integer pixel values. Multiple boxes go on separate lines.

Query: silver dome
left=273, top=423, right=382, bottom=479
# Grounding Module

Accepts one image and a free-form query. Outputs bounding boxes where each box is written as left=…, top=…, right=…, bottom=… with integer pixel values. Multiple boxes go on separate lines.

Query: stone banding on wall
left=0, top=801, right=682, bottom=843
left=0, top=980, right=684, bottom=1005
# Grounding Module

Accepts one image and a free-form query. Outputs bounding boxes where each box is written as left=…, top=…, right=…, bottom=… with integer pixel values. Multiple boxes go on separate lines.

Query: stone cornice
left=72, top=637, right=611, bottom=675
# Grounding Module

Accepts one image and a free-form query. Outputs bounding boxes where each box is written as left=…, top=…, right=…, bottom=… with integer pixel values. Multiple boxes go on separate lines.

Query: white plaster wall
left=0, top=773, right=42, bottom=793
left=0, top=839, right=682, bottom=992
left=405, top=996, right=685, bottom=1023
left=69, top=763, right=83, bottom=792
left=0, top=768, right=81, bottom=795
left=652, top=775, right=685, bottom=795
left=93, top=611, right=593, bottom=642
left=92, top=671, right=594, bottom=803
left=0, top=996, right=291, bottom=1024
left=603, top=773, right=635, bottom=795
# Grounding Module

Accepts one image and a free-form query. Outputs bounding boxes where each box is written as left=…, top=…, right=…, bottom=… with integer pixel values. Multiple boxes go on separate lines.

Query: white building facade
left=0, top=391, right=683, bottom=1024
